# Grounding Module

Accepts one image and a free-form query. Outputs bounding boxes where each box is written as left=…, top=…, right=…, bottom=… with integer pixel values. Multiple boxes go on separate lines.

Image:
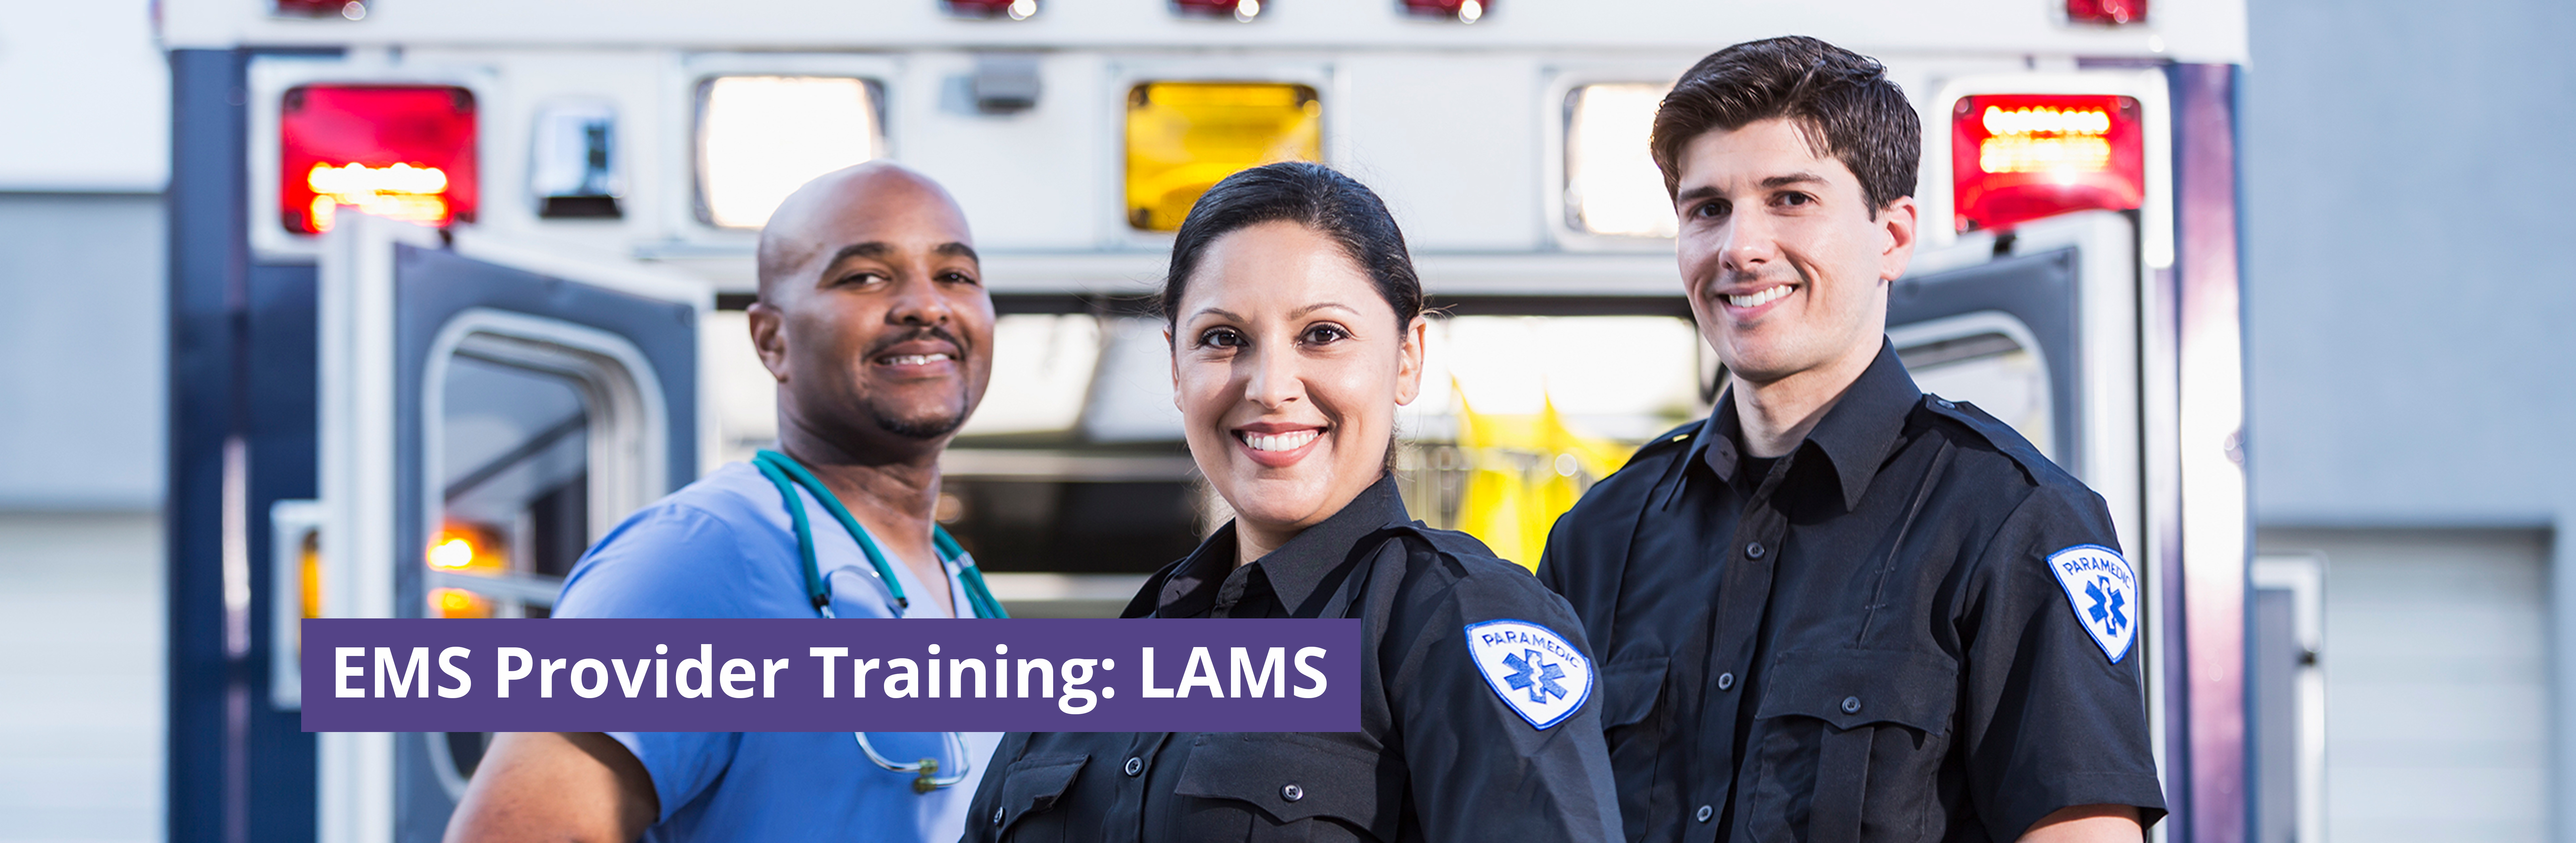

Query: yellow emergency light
left=429, top=587, right=494, bottom=619
left=1124, top=82, right=1323, bottom=231
left=300, top=530, right=322, bottom=620
left=426, top=522, right=506, bottom=575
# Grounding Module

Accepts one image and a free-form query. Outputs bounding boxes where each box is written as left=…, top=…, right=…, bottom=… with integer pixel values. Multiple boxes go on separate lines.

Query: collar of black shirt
left=1690, top=339, right=1922, bottom=513
left=1152, top=474, right=1410, bottom=618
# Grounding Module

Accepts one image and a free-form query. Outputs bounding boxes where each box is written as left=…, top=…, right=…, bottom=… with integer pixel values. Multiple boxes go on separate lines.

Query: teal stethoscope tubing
left=749, top=448, right=1003, bottom=792
left=749, top=449, right=1007, bottom=620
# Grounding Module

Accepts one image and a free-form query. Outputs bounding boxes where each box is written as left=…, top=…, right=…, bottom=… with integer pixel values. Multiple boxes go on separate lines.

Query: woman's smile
left=1232, top=422, right=1328, bottom=468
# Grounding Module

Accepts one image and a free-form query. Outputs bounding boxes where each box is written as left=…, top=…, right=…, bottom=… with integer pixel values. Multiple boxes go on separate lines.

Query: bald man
left=445, top=163, right=1003, bottom=843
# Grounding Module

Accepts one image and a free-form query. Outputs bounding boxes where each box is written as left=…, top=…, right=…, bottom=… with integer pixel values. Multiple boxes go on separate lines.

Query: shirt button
left=1124, top=756, right=1144, bottom=776
left=1842, top=695, right=1862, bottom=714
left=1697, top=804, right=1714, bottom=823
left=1746, top=542, right=1766, bottom=559
left=1282, top=783, right=1305, bottom=802
left=992, top=806, right=1005, bottom=826
left=1936, top=398, right=1956, bottom=409
left=1717, top=672, right=1735, bottom=691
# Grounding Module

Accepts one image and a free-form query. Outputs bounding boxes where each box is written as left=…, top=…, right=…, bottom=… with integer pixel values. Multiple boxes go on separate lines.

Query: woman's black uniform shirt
left=964, top=476, right=1623, bottom=843
left=1538, top=342, right=2166, bottom=843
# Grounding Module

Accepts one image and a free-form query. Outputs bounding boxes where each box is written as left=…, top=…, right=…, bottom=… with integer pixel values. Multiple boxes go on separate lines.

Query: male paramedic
left=446, top=162, right=1007, bottom=843
left=1537, top=37, right=2166, bottom=843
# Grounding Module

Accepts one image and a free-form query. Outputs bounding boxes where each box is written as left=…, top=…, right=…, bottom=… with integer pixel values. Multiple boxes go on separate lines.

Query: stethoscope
left=750, top=449, right=1007, bottom=792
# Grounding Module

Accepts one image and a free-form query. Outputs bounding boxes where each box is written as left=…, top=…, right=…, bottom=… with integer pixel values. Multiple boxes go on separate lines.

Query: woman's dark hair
left=1160, top=162, right=1424, bottom=331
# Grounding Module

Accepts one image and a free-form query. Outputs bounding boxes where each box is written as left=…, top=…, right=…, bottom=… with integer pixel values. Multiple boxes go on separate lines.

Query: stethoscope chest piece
left=854, top=730, right=975, bottom=792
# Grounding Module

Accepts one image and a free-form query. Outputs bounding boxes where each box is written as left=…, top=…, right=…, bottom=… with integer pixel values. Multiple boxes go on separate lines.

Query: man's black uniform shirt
left=1538, top=342, right=2165, bottom=843
left=964, top=476, right=1623, bottom=843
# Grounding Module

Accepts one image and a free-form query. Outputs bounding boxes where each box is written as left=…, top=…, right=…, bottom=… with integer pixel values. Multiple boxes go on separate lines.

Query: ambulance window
left=694, top=75, right=888, bottom=229
left=1563, top=83, right=1676, bottom=238
left=433, top=353, right=593, bottom=618
left=426, top=323, right=663, bottom=624
left=1892, top=315, right=2057, bottom=462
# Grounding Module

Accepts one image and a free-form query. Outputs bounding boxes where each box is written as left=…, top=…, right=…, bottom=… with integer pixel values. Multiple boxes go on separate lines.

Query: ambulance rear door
left=310, top=214, right=705, bottom=843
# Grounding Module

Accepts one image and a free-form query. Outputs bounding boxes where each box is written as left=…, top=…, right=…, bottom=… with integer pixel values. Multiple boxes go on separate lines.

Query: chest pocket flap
left=1600, top=656, right=1669, bottom=728
left=1754, top=649, right=1957, bottom=733
left=993, top=755, right=1088, bottom=834
left=1172, top=733, right=1401, bottom=840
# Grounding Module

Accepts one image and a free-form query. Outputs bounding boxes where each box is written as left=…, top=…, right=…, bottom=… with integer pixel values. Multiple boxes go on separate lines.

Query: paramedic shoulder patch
left=1463, top=619, right=1594, bottom=730
left=2046, top=544, right=2138, bottom=663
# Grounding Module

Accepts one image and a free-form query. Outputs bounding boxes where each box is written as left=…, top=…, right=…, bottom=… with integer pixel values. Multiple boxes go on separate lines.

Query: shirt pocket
left=1600, top=655, right=1670, bottom=730
left=1598, top=656, right=1670, bottom=829
left=1171, top=733, right=1400, bottom=842
left=987, top=754, right=1089, bottom=843
left=1744, top=650, right=1957, bottom=843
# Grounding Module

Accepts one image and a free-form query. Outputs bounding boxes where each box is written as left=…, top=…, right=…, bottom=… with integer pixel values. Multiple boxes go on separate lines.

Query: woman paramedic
left=959, top=162, right=1624, bottom=843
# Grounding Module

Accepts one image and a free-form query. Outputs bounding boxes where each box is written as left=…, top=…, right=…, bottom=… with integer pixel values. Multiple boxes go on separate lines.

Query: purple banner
left=299, top=618, right=1361, bottom=733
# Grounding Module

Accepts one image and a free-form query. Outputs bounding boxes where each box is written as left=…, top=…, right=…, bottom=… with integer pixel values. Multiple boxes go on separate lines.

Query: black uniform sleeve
left=1384, top=550, right=1623, bottom=843
left=1956, top=484, right=2168, bottom=839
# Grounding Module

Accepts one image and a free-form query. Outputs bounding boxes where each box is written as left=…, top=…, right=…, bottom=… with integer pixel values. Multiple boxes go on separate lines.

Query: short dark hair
left=1160, top=162, right=1423, bottom=331
left=1650, top=36, right=1920, bottom=215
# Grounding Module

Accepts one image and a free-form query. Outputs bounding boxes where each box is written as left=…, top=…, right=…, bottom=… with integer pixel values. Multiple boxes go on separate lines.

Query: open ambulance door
left=1887, top=210, right=2143, bottom=556
left=306, top=214, right=705, bottom=843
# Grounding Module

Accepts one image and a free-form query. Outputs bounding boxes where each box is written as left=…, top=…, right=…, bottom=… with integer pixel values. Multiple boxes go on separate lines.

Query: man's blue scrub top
left=553, top=461, right=1001, bottom=843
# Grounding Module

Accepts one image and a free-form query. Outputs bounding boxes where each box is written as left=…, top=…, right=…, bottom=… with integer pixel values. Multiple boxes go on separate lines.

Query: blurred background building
left=0, top=0, right=2567, bottom=841
left=2240, top=0, right=2576, bottom=838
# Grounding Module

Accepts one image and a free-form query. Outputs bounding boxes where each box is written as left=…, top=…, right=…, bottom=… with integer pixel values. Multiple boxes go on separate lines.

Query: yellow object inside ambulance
left=1449, top=393, right=1634, bottom=571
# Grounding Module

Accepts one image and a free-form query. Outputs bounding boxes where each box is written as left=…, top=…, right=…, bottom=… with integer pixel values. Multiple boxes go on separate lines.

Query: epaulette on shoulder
left=1571, top=417, right=1701, bottom=494
left=1388, top=523, right=1502, bottom=565
left=1616, top=418, right=1703, bottom=466
left=1919, top=394, right=2071, bottom=487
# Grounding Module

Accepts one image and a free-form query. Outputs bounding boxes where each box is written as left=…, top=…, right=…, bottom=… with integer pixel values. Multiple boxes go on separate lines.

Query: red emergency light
left=1399, top=0, right=1485, bottom=23
left=272, top=0, right=366, bottom=19
left=1172, top=0, right=1261, bottom=21
left=279, top=85, right=479, bottom=236
left=944, top=0, right=1038, bottom=19
left=1950, top=94, right=2143, bottom=232
left=2066, top=0, right=2146, bottom=25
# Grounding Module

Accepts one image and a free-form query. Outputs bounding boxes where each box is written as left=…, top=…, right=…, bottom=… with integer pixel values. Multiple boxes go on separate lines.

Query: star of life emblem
left=2046, top=544, right=2138, bottom=663
left=1463, top=619, right=1594, bottom=730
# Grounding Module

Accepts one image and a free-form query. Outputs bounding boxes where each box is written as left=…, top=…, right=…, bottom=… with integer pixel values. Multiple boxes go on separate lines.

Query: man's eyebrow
left=1675, top=185, right=1723, bottom=204
left=1760, top=172, right=1830, bottom=189
left=935, top=242, right=980, bottom=262
left=823, top=242, right=891, bottom=266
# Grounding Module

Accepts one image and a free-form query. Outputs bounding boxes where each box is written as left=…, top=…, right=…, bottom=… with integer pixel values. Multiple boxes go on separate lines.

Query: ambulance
left=152, top=0, right=2272, bottom=840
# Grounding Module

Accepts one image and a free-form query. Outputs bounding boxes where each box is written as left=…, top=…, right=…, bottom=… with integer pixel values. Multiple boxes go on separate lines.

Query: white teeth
left=882, top=353, right=951, bottom=366
left=1726, top=286, right=1794, bottom=308
left=1240, top=429, right=1321, bottom=452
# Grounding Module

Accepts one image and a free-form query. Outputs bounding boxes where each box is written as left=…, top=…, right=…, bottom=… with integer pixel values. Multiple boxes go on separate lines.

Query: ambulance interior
left=693, top=306, right=2057, bottom=621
